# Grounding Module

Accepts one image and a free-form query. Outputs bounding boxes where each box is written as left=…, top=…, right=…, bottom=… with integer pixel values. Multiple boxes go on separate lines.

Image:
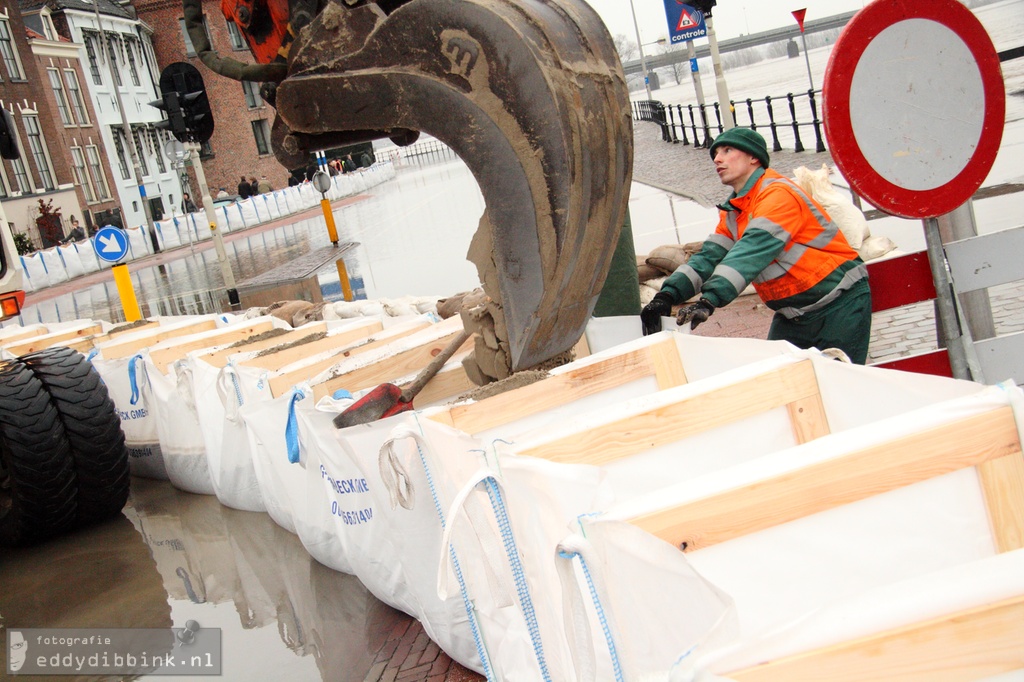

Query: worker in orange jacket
left=641, top=127, right=872, bottom=363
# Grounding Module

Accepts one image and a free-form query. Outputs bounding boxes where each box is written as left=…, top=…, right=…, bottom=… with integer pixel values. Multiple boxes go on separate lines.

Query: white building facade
left=56, top=0, right=182, bottom=233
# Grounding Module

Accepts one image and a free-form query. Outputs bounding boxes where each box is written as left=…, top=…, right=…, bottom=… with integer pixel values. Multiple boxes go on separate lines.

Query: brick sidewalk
left=364, top=617, right=483, bottom=682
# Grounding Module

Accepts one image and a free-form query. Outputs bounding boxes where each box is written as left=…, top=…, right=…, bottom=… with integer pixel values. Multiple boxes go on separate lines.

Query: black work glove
left=676, top=298, right=715, bottom=330
left=640, top=292, right=675, bottom=336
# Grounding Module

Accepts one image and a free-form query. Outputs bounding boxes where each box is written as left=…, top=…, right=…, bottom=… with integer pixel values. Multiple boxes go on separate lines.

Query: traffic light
left=150, top=62, right=214, bottom=143
left=149, top=91, right=188, bottom=138
left=691, top=0, right=717, bottom=17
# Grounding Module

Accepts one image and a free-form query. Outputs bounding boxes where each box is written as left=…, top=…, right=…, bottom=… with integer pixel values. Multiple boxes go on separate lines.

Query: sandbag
left=57, top=244, right=85, bottom=280
left=40, top=247, right=69, bottom=284
left=74, top=239, right=102, bottom=274
left=792, top=165, right=870, bottom=251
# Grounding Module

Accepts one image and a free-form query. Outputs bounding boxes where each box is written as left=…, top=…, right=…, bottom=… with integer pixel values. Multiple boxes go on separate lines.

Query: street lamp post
left=627, top=0, right=653, bottom=100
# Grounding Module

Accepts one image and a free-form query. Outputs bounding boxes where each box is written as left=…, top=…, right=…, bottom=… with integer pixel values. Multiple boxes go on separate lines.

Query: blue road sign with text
left=94, top=226, right=129, bottom=263
left=664, top=1, right=707, bottom=44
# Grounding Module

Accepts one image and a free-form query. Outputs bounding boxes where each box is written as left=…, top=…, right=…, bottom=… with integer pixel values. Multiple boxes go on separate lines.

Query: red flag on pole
left=792, top=9, right=807, bottom=32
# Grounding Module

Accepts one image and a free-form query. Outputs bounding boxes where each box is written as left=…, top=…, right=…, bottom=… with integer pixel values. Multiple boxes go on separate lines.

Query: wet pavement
left=0, top=477, right=483, bottom=681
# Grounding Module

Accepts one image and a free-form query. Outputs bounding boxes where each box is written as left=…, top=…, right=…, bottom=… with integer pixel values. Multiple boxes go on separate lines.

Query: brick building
left=22, top=5, right=120, bottom=242
left=0, top=0, right=95, bottom=247
left=132, top=0, right=288, bottom=202
left=22, top=0, right=186, bottom=238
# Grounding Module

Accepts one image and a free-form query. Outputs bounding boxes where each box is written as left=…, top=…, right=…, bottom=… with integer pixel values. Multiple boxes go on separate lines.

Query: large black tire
left=21, top=346, right=130, bottom=526
left=0, top=358, right=77, bottom=546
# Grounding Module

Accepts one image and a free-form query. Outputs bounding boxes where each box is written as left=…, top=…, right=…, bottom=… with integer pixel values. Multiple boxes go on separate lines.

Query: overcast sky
left=585, top=0, right=871, bottom=46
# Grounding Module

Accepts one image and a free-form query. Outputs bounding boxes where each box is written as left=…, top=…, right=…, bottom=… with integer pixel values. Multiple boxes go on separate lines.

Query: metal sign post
left=189, top=142, right=240, bottom=310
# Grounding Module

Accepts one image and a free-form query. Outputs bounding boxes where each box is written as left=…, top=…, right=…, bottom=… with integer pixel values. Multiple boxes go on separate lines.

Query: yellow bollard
left=111, top=263, right=142, bottom=321
left=322, top=198, right=339, bottom=244
left=335, top=257, right=354, bottom=302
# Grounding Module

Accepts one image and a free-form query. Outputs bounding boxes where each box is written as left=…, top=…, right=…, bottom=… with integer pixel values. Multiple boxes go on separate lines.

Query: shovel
left=333, top=329, right=472, bottom=428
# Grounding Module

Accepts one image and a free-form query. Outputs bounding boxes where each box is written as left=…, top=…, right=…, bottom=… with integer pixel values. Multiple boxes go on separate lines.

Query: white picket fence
left=17, top=164, right=396, bottom=293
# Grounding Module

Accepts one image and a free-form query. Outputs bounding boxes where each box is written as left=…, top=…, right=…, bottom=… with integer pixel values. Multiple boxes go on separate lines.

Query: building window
left=0, top=19, right=24, bottom=80
left=251, top=119, right=271, bottom=155
left=226, top=20, right=246, bottom=50
left=86, top=144, right=109, bottom=199
left=10, top=154, right=30, bottom=193
left=41, top=11, right=56, bottom=41
left=70, top=146, right=96, bottom=203
left=179, top=17, right=211, bottom=57
left=242, top=80, right=261, bottom=109
left=150, top=129, right=166, bottom=173
left=48, top=69, right=74, bottom=126
left=132, top=128, right=148, bottom=176
left=64, top=70, right=89, bottom=125
left=125, top=38, right=140, bottom=86
left=112, top=128, right=130, bottom=180
left=106, top=37, right=122, bottom=86
left=24, top=115, right=55, bottom=190
left=84, top=35, right=101, bottom=85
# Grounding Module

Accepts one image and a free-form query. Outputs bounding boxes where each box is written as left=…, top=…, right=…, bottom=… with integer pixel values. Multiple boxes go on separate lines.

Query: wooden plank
left=977, top=452, right=1024, bottom=553
left=198, top=321, right=328, bottom=368
left=519, top=359, right=821, bottom=467
left=239, top=318, right=391, bottom=372
left=729, top=594, right=1024, bottom=682
left=786, top=392, right=831, bottom=444
left=309, top=330, right=475, bottom=401
left=0, top=326, right=47, bottom=345
left=428, top=337, right=687, bottom=435
left=414, top=359, right=478, bottom=406
left=3, top=324, right=103, bottom=356
left=148, top=320, right=277, bottom=374
left=648, top=334, right=688, bottom=389
left=267, top=321, right=437, bottom=396
left=99, top=319, right=219, bottom=359
left=628, top=407, right=1021, bottom=553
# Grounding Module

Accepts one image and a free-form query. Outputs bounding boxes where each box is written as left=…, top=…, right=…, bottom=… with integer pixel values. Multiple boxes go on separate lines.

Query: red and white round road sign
left=824, top=0, right=1004, bottom=219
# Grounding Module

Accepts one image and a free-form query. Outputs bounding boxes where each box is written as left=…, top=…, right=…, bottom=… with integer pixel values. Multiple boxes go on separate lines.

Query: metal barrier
left=634, top=89, right=828, bottom=154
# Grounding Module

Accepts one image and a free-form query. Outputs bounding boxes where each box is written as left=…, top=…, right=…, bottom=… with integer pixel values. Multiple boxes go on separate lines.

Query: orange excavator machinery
left=185, top=0, right=634, bottom=384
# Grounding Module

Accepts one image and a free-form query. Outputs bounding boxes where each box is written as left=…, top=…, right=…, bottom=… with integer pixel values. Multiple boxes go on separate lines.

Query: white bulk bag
left=19, top=253, right=48, bottom=292
left=57, top=244, right=85, bottom=280
left=74, top=238, right=102, bottom=274
left=40, top=247, right=69, bottom=284
left=147, top=359, right=215, bottom=495
left=189, top=357, right=269, bottom=512
left=90, top=352, right=168, bottom=480
left=125, top=226, right=151, bottom=259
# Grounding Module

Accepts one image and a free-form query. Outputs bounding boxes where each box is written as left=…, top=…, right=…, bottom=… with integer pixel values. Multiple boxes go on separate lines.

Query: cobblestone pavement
left=631, top=120, right=1024, bottom=366
left=365, top=617, right=484, bottom=682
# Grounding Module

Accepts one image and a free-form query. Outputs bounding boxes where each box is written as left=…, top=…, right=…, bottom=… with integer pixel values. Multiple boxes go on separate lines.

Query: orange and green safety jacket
left=660, top=168, right=867, bottom=319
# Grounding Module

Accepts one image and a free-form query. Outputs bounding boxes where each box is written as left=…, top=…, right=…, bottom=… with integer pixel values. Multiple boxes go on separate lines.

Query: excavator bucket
left=273, top=0, right=633, bottom=377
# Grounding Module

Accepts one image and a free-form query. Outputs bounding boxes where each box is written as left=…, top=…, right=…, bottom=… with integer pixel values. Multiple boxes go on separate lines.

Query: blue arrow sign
left=94, top=226, right=130, bottom=263
left=664, top=1, right=707, bottom=44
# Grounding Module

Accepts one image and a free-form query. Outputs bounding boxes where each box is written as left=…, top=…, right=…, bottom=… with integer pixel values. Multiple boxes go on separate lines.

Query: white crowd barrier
left=16, top=163, right=397, bottom=294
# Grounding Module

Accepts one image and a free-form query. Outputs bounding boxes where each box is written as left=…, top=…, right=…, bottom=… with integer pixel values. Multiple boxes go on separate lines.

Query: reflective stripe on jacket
left=662, top=168, right=863, bottom=315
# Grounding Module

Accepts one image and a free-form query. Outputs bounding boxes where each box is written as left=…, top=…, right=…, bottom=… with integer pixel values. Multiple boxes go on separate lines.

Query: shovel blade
left=333, top=383, right=404, bottom=429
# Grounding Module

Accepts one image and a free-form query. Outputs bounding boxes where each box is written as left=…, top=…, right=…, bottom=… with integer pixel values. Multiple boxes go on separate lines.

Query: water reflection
left=12, top=160, right=487, bottom=327
left=127, top=477, right=409, bottom=681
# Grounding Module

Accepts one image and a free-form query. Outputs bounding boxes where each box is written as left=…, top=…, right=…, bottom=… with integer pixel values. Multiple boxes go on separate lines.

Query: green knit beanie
left=709, top=127, right=770, bottom=169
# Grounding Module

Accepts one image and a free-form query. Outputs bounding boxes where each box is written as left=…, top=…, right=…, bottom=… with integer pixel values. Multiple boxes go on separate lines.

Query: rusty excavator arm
left=183, top=0, right=633, bottom=383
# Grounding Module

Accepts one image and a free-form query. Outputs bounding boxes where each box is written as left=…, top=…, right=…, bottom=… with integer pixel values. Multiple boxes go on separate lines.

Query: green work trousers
left=768, top=278, right=872, bottom=364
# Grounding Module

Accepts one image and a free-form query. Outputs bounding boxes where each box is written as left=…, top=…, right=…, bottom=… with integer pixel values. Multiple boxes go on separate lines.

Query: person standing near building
left=641, top=128, right=872, bottom=364
left=257, top=176, right=272, bottom=194
left=237, top=175, right=252, bottom=199
left=181, top=193, right=197, bottom=213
